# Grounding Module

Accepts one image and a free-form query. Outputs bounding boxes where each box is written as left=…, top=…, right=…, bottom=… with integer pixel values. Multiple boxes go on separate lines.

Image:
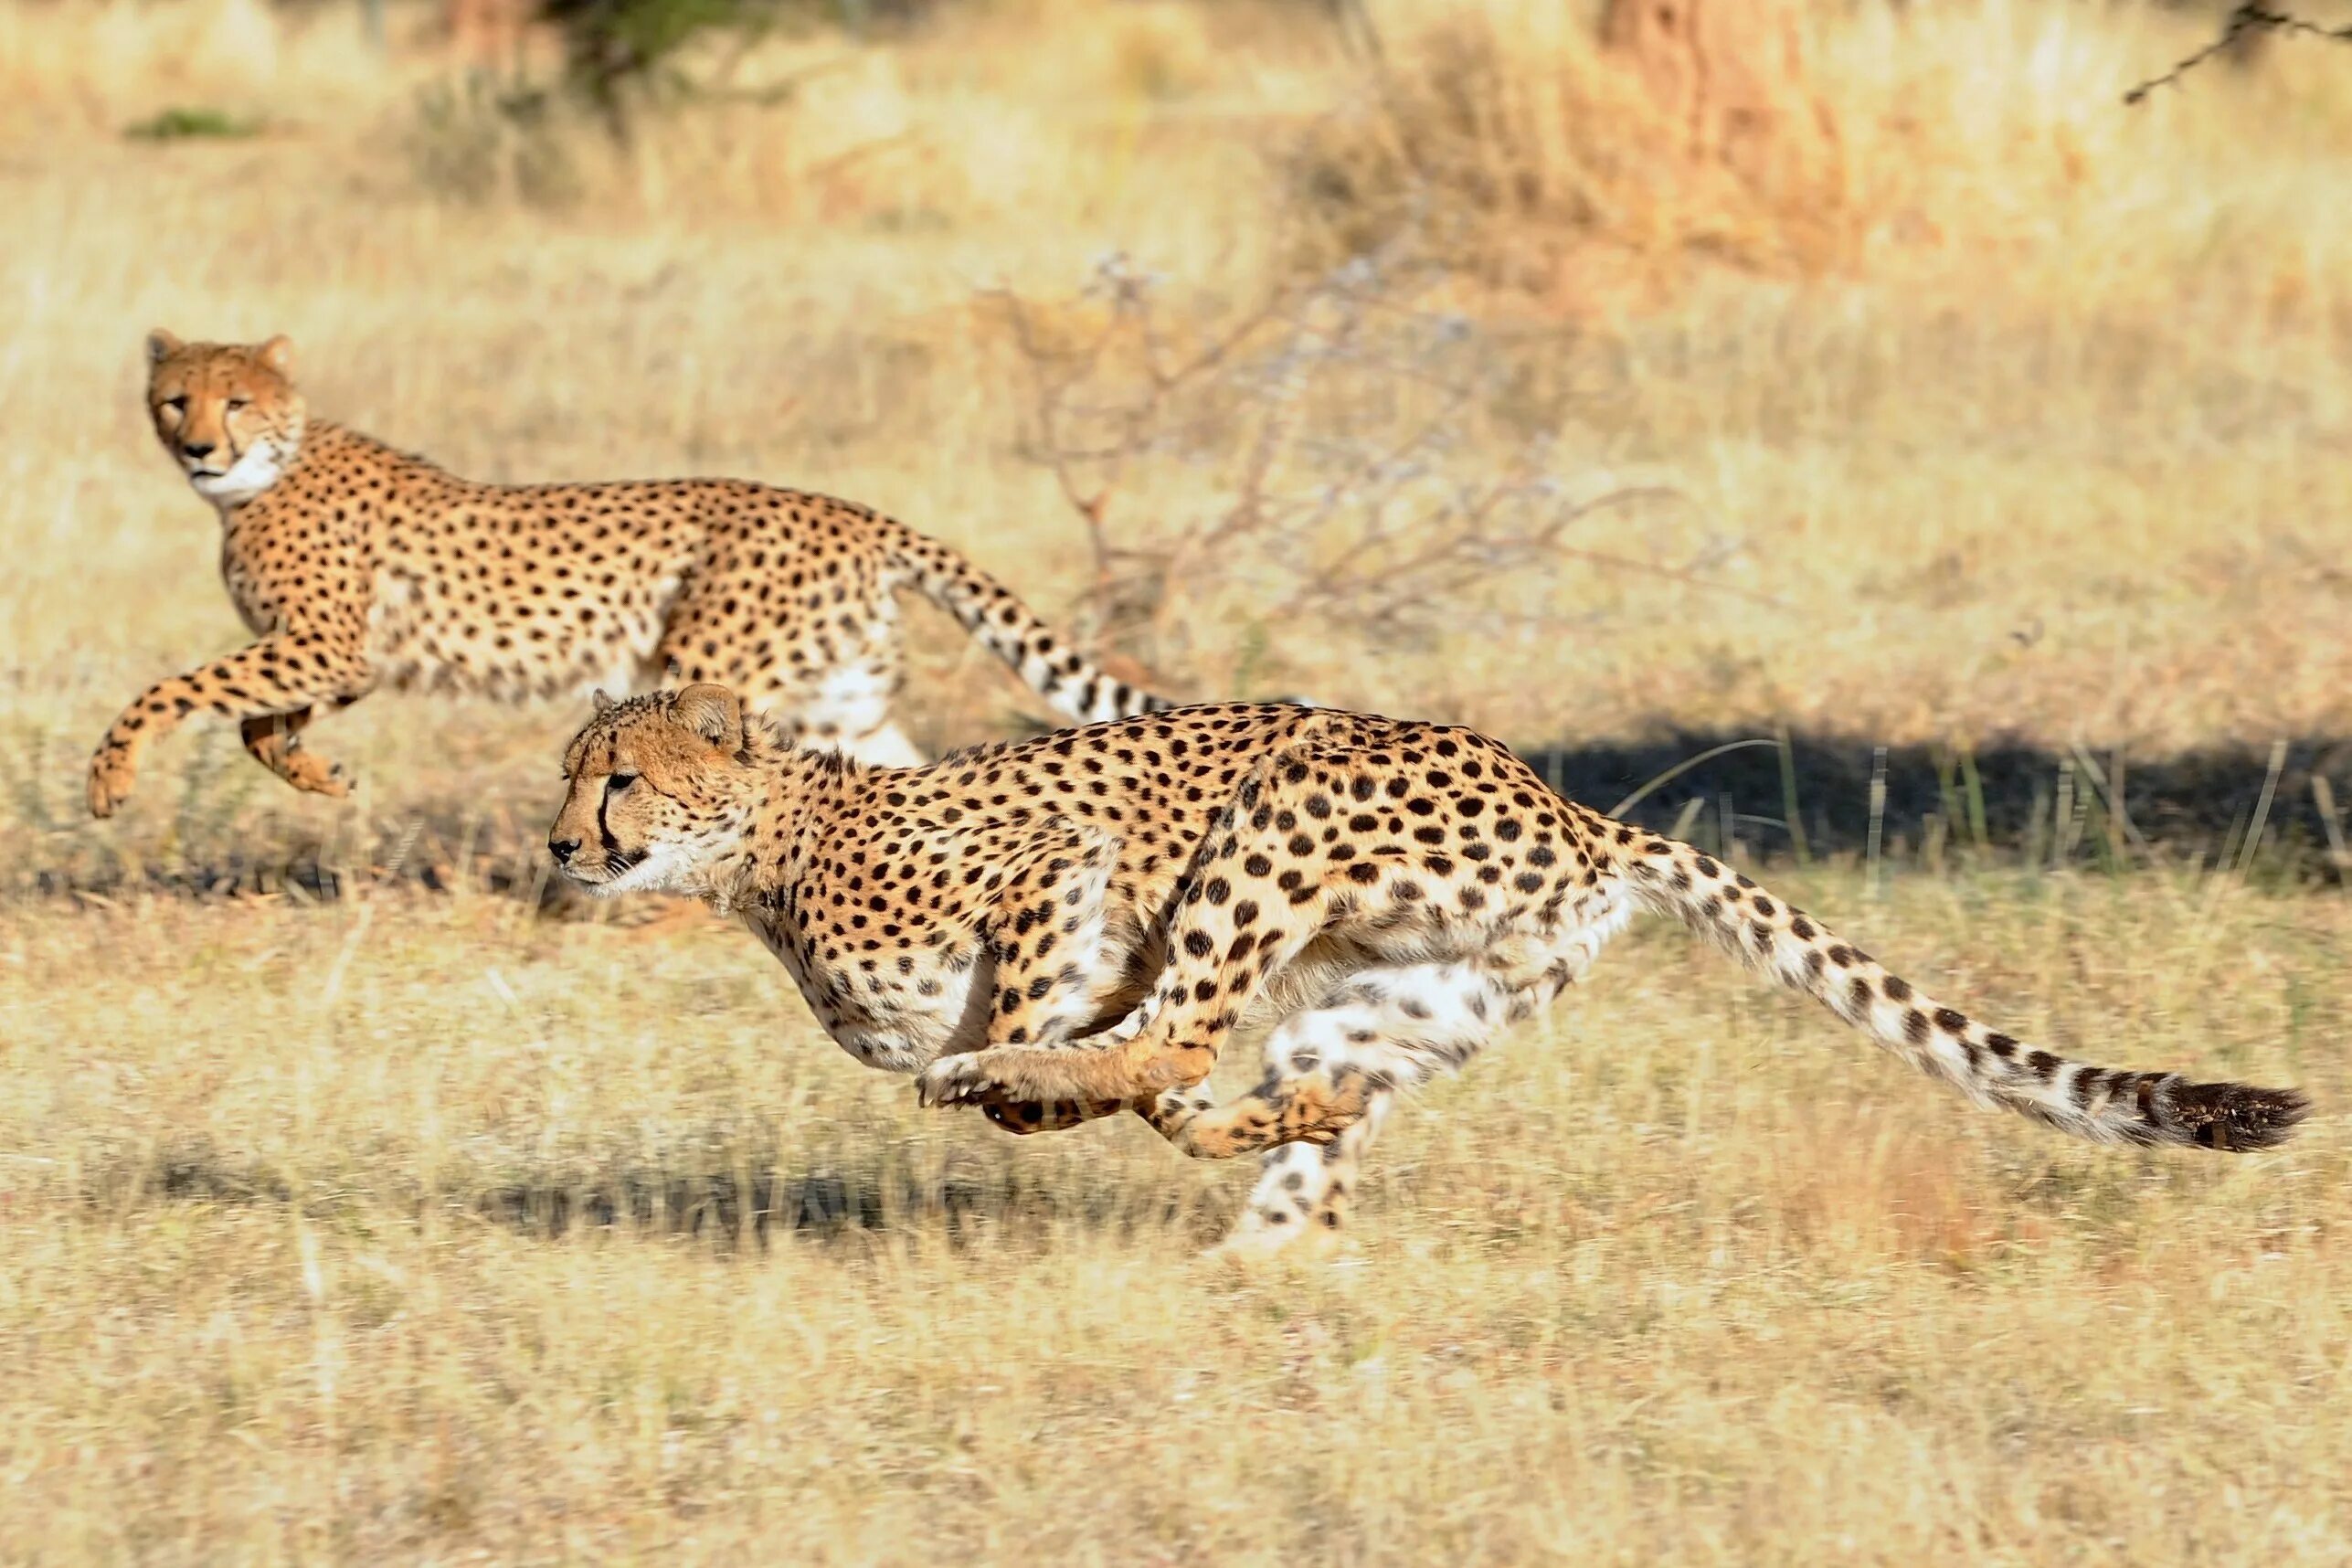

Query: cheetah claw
left=916, top=1055, right=997, bottom=1108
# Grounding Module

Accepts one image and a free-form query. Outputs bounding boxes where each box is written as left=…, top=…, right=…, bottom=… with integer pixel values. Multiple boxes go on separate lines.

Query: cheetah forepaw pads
left=86, top=751, right=138, bottom=819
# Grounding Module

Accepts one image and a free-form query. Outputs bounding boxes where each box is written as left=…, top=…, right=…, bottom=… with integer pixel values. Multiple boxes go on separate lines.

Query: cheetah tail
left=882, top=523, right=1169, bottom=725
left=1611, top=831, right=2310, bottom=1152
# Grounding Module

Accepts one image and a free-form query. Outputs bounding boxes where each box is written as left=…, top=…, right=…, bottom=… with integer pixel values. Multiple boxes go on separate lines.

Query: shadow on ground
left=24, top=726, right=2352, bottom=904
left=1527, top=728, right=2352, bottom=876
left=109, top=1131, right=1224, bottom=1248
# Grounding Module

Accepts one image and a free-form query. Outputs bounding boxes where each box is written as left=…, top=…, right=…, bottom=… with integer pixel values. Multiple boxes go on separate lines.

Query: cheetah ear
left=673, top=683, right=744, bottom=752
left=257, top=334, right=295, bottom=377
left=146, top=329, right=183, bottom=366
left=589, top=688, right=616, bottom=716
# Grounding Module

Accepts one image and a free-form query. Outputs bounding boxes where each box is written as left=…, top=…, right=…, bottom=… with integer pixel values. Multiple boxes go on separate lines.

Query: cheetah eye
left=606, top=772, right=637, bottom=796
left=162, top=396, right=187, bottom=413
left=226, top=397, right=249, bottom=413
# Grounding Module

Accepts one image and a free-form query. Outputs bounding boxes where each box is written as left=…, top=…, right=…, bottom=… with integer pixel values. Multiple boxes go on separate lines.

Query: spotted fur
left=549, top=688, right=2309, bottom=1253
left=86, top=332, right=1165, bottom=818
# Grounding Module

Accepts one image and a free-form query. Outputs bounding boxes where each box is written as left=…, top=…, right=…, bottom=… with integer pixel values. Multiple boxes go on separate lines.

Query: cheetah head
left=145, top=330, right=305, bottom=506
left=549, top=684, right=764, bottom=901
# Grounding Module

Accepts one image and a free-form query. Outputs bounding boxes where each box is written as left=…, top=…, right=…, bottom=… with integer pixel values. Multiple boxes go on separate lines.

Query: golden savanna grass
left=3, top=0, right=2351, bottom=1559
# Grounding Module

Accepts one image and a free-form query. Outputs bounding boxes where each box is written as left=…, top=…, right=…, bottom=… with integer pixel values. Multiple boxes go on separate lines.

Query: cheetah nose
left=182, top=441, right=217, bottom=460
left=547, top=837, right=580, bottom=865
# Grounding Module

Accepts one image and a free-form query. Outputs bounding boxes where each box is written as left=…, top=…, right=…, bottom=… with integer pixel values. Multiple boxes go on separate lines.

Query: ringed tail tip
left=2167, top=1081, right=2311, bottom=1152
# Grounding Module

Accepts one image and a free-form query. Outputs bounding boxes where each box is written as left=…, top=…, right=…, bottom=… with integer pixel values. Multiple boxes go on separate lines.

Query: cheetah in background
left=87, top=332, right=1167, bottom=818
left=546, top=686, right=2307, bottom=1254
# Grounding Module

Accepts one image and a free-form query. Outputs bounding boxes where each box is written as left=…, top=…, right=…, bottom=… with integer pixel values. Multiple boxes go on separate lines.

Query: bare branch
left=2124, top=5, right=2352, bottom=105
left=981, top=242, right=1756, bottom=687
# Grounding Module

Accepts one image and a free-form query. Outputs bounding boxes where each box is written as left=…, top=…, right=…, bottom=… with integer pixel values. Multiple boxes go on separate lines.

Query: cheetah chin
left=581, top=844, right=699, bottom=899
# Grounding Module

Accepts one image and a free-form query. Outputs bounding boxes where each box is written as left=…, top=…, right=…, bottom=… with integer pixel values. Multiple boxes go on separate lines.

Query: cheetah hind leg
left=838, top=721, right=927, bottom=768
left=1156, top=961, right=1518, bottom=1255
left=1204, top=1101, right=1395, bottom=1263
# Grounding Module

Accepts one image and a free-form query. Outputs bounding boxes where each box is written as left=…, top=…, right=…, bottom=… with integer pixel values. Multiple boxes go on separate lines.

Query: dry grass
left=5, top=0, right=2352, bottom=1559
left=3, top=873, right=2347, bottom=1561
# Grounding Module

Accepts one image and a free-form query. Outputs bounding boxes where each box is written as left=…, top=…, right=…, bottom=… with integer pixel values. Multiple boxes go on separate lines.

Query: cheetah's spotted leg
left=1163, top=962, right=1518, bottom=1255
left=1144, top=961, right=1509, bottom=1158
left=979, top=1096, right=1140, bottom=1137
left=919, top=817, right=1137, bottom=1119
left=918, top=747, right=1330, bottom=1109
left=239, top=703, right=359, bottom=798
left=89, top=633, right=372, bottom=817
left=1206, top=1105, right=1394, bottom=1261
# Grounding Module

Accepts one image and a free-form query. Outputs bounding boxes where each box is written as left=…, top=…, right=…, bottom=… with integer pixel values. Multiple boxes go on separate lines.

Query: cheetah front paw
left=87, top=746, right=139, bottom=820
left=916, top=1054, right=1002, bottom=1109
left=281, top=750, right=353, bottom=798
left=918, top=1044, right=1147, bottom=1108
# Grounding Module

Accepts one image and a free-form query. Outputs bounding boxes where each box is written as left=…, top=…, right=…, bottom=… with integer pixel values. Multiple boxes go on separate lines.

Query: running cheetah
left=546, top=686, right=2307, bottom=1254
left=87, top=332, right=1165, bottom=818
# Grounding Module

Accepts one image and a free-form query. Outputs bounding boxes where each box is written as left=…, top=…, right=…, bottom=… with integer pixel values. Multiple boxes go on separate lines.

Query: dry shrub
left=1288, top=0, right=1854, bottom=308
left=1597, top=0, right=1844, bottom=213
left=0, top=0, right=388, bottom=133
left=983, top=249, right=1743, bottom=702
left=1282, top=0, right=2352, bottom=317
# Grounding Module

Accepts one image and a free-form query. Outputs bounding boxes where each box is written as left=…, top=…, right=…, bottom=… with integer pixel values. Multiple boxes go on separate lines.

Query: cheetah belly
left=746, top=916, right=983, bottom=1074
left=366, top=562, right=676, bottom=700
